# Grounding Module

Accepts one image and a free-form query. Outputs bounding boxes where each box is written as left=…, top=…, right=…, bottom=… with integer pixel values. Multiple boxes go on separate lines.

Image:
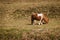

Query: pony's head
left=42, top=13, right=49, bottom=24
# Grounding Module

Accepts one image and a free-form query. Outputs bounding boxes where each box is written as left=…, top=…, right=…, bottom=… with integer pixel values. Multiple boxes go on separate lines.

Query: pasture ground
left=0, top=18, right=60, bottom=40
left=0, top=1, right=60, bottom=40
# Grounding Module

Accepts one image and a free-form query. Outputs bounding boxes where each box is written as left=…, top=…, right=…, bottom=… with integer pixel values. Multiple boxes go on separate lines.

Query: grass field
left=0, top=0, right=60, bottom=40
left=0, top=18, right=60, bottom=40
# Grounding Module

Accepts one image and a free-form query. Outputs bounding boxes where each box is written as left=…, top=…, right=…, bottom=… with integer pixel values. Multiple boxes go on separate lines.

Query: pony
left=31, top=12, right=49, bottom=25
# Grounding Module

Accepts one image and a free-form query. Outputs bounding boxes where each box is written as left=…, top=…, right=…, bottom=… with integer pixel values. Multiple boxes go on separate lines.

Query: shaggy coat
left=31, top=13, right=49, bottom=25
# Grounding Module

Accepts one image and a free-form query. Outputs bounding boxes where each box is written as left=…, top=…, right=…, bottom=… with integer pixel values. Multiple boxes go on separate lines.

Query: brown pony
left=31, top=12, right=49, bottom=25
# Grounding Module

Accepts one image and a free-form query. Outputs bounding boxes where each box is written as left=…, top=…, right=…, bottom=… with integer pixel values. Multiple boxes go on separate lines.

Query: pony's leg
left=31, top=15, right=34, bottom=25
left=34, top=20, right=36, bottom=25
left=31, top=19, right=34, bottom=25
left=39, top=16, right=43, bottom=25
left=39, top=20, right=42, bottom=25
left=41, top=19, right=45, bottom=24
left=31, top=18, right=34, bottom=25
left=39, top=21, right=41, bottom=25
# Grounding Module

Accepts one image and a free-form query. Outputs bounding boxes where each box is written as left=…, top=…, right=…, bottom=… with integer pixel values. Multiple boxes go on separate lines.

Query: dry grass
left=0, top=1, right=60, bottom=40
left=0, top=18, right=60, bottom=40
